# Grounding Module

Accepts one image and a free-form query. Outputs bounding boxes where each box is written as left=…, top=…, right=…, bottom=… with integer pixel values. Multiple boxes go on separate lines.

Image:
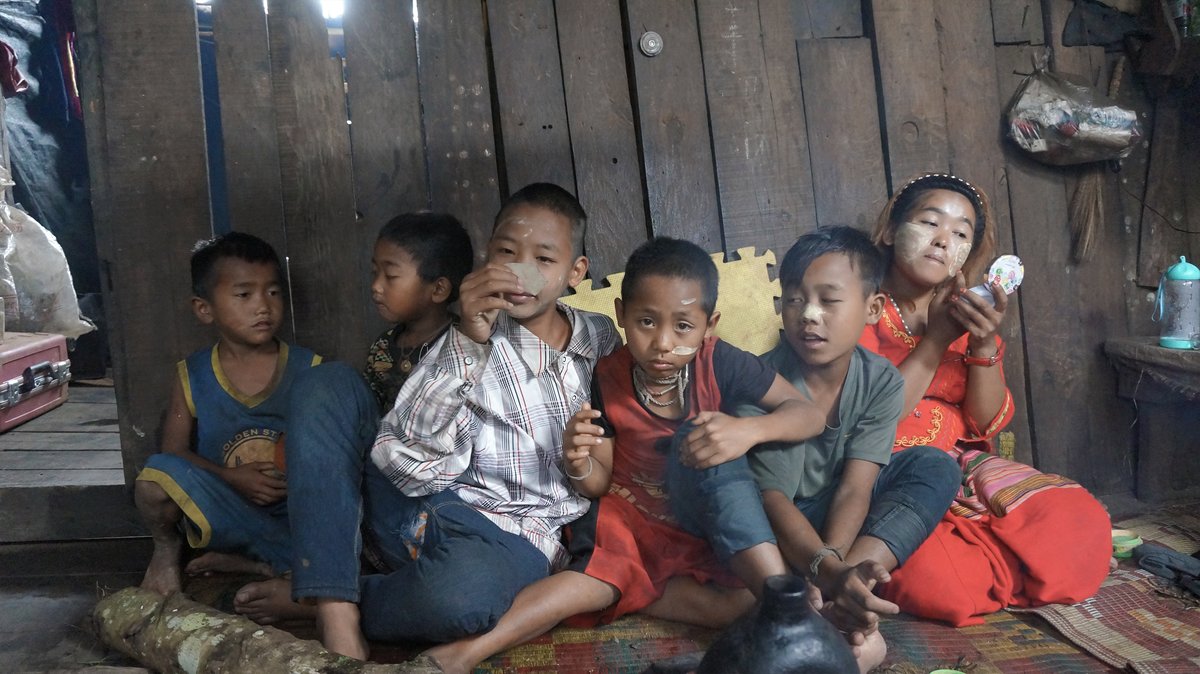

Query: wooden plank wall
left=73, top=0, right=1199, bottom=496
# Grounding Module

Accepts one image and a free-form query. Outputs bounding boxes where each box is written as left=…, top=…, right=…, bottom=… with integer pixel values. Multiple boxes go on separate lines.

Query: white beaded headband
left=894, top=173, right=986, bottom=229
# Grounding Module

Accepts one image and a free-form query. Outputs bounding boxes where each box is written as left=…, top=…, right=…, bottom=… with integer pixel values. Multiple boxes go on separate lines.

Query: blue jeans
left=286, top=362, right=549, bottom=642
left=793, top=444, right=960, bottom=565
left=665, top=420, right=777, bottom=562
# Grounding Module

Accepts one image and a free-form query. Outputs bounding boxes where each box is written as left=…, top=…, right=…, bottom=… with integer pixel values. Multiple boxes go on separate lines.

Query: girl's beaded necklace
left=886, top=293, right=914, bottom=336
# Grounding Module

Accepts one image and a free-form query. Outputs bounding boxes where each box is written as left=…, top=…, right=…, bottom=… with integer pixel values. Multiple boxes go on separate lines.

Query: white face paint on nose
left=671, top=345, right=697, bottom=356
left=802, top=303, right=825, bottom=322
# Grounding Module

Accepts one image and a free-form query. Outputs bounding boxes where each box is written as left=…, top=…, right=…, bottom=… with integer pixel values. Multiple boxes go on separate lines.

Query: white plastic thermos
left=1153, top=256, right=1200, bottom=349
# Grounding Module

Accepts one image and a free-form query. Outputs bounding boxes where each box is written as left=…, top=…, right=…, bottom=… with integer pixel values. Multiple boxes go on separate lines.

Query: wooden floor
left=0, top=384, right=122, bottom=488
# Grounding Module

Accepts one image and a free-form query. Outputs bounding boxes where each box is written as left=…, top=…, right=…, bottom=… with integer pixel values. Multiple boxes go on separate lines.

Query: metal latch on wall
left=0, top=359, right=71, bottom=410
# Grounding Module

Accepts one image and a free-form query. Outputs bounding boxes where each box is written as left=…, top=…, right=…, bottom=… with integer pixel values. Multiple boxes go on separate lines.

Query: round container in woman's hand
left=968, top=255, right=1024, bottom=306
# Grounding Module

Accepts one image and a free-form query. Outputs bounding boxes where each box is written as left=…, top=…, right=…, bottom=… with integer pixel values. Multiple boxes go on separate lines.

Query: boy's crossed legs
left=135, top=455, right=312, bottom=623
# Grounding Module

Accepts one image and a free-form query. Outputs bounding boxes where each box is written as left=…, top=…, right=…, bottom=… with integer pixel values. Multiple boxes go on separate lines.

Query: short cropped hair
left=494, top=183, right=587, bottom=257
left=621, top=237, right=719, bottom=316
left=377, top=212, right=474, bottom=303
left=191, top=232, right=282, bottom=299
left=779, top=226, right=885, bottom=295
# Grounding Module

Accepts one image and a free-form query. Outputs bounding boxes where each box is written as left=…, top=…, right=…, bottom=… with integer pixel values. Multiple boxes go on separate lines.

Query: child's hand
left=223, top=462, right=287, bottom=506
left=458, top=264, right=523, bottom=344
left=950, top=279, right=1008, bottom=354
left=680, top=412, right=752, bottom=469
left=563, top=403, right=603, bottom=475
left=822, top=560, right=899, bottom=636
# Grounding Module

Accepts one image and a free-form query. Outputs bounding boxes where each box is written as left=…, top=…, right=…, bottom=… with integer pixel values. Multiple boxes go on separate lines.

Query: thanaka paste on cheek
left=946, top=240, right=973, bottom=277
left=671, top=345, right=698, bottom=356
left=893, top=222, right=934, bottom=266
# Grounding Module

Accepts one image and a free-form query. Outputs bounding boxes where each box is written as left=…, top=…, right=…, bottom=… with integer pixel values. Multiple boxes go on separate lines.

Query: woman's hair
left=870, top=173, right=996, bottom=283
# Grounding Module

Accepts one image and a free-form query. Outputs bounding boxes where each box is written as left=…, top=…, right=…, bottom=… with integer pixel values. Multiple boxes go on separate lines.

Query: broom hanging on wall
left=1068, top=55, right=1128, bottom=264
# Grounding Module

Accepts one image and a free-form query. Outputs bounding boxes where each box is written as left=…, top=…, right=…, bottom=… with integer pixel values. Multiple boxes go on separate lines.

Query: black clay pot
left=697, top=574, right=858, bottom=674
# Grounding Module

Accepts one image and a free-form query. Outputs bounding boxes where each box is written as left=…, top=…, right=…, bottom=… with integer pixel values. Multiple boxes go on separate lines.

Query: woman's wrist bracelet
left=964, top=341, right=1005, bottom=367
left=565, top=455, right=594, bottom=481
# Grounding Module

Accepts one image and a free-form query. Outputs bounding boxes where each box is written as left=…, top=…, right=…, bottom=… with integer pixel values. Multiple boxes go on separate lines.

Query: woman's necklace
left=396, top=322, right=451, bottom=373
left=633, top=365, right=689, bottom=408
left=886, top=293, right=913, bottom=336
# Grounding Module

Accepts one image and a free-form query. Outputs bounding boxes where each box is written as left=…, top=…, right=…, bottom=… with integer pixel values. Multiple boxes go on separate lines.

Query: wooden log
left=555, top=0, right=647, bottom=280
left=625, top=0, right=722, bottom=249
left=487, top=0, right=576, bottom=194
left=795, top=38, right=888, bottom=231
left=415, top=0, right=501, bottom=256
left=696, top=0, right=815, bottom=255
left=93, top=587, right=439, bottom=673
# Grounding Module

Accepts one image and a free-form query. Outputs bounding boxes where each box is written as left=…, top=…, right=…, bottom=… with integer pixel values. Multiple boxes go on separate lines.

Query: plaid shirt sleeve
left=371, top=327, right=490, bottom=495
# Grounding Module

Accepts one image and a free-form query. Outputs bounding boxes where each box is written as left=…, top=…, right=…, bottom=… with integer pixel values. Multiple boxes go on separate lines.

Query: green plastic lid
left=1165, top=256, right=1200, bottom=281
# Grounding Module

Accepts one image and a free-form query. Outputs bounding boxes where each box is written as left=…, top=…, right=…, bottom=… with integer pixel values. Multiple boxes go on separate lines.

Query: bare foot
left=140, top=540, right=183, bottom=595
left=316, top=599, right=369, bottom=660
left=185, top=550, right=272, bottom=577
left=856, top=630, right=887, bottom=673
left=233, top=577, right=315, bottom=625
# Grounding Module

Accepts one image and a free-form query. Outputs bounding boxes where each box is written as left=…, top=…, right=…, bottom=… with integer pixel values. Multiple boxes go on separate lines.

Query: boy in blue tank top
left=134, top=232, right=321, bottom=623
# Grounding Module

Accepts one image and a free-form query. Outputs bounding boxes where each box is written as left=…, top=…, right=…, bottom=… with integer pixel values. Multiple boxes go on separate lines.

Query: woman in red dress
left=859, top=173, right=1111, bottom=626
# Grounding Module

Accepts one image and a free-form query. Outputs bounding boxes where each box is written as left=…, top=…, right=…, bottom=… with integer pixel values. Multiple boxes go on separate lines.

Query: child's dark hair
left=779, top=226, right=885, bottom=295
left=494, top=182, right=587, bottom=257
left=191, top=232, right=282, bottom=299
left=377, top=212, right=474, bottom=303
left=621, top=237, right=719, bottom=315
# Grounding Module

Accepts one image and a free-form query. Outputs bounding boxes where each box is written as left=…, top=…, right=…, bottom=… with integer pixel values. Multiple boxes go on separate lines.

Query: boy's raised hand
left=458, top=264, right=523, bottom=344
left=680, top=411, right=752, bottom=469
left=563, top=403, right=603, bottom=472
left=223, top=462, right=287, bottom=506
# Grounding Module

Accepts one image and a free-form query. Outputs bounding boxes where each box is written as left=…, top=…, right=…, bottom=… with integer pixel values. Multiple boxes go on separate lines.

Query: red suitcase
left=0, top=331, right=71, bottom=432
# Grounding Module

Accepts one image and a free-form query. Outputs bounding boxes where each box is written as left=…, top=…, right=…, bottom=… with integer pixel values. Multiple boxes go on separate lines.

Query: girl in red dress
left=859, top=173, right=1111, bottom=626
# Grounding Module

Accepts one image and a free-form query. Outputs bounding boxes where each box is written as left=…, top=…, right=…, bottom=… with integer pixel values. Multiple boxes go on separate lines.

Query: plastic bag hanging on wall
left=1004, top=62, right=1142, bottom=165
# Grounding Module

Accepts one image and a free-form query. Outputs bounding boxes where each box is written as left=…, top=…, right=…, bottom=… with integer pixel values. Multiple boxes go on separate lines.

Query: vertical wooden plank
left=936, top=1, right=1033, bottom=465
left=74, top=0, right=213, bottom=481
left=1180, top=83, right=1200, bottom=266
left=869, top=0, right=950, bottom=186
left=1043, top=0, right=1105, bottom=86
left=1110, top=54, right=1155, bottom=336
left=696, top=0, right=816, bottom=256
left=625, top=0, right=722, bottom=249
left=416, top=0, right=502, bottom=255
left=1137, top=92, right=1191, bottom=287
left=790, top=0, right=863, bottom=38
left=343, top=0, right=428, bottom=228
left=487, top=0, right=576, bottom=194
left=997, top=46, right=1134, bottom=493
left=1043, top=0, right=1135, bottom=493
left=556, top=0, right=648, bottom=280
left=212, top=0, right=286, bottom=258
left=268, top=0, right=366, bottom=363
left=795, top=38, right=888, bottom=231
left=991, top=0, right=1045, bottom=45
